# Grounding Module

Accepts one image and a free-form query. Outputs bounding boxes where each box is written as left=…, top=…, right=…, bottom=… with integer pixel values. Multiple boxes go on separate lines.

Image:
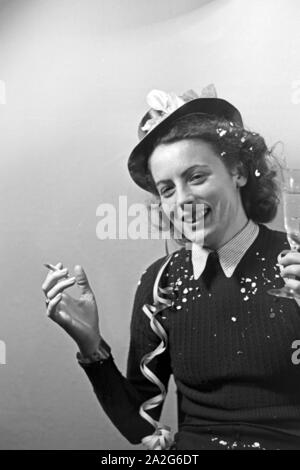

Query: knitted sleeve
left=78, top=256, right=173, bottom=445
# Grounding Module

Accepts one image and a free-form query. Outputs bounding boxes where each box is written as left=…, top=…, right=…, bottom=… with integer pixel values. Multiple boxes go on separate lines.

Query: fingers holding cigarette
left=42, top=262, right=76, bottom=306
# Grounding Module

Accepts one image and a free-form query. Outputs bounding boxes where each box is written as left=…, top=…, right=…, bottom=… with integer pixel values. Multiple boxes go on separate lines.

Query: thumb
left=74, top=265, right=93, bottom=295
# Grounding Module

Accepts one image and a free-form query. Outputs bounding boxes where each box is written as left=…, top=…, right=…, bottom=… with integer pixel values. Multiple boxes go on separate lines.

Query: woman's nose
left=176, top=185, right=195, bottom=208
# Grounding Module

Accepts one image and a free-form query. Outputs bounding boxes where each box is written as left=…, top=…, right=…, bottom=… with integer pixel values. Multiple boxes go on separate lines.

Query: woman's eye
left=160, top=187, right=174, bottom=198
left=190, top=174, right=206, bottom=183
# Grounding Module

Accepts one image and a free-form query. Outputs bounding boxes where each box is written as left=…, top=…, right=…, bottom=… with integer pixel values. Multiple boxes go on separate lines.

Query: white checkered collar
left=191, top=220, right=259, bottom=280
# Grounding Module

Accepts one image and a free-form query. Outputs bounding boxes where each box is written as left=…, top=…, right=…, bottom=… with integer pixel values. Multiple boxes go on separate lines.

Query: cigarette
left=44, top=263, right=69, bottom=277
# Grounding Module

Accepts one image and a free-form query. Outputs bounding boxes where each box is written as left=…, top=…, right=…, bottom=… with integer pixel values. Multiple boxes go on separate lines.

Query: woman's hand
left=42, top=262, right=101, bottom=355
left=278, top=250, right=300, bottom=298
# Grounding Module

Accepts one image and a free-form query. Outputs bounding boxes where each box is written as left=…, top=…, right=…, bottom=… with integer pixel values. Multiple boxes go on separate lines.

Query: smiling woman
left=145, top=113, right=279, bottom=247
left=42, top=86, right=300, bottom=450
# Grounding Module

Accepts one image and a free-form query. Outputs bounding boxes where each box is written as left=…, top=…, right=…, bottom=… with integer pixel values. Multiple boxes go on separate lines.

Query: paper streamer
left=139, top=254, right=175, bottom=450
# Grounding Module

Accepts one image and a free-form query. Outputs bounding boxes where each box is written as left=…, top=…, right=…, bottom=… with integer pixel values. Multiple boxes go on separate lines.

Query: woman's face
left=148, top=139, right=248, bottom=248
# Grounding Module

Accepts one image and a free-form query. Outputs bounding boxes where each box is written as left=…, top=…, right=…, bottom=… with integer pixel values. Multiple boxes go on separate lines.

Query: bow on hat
left=141, top=84, right=218, bottom=134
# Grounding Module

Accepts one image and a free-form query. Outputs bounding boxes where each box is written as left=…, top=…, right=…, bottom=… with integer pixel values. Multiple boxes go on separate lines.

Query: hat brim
left=128, top=97, right=243, bottom=192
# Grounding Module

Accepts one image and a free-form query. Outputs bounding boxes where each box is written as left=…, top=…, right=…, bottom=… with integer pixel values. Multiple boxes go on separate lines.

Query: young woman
left=42, top=87, right=300, bottom=450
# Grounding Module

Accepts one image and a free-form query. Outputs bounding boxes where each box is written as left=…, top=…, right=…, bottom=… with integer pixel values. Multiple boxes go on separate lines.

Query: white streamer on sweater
left=139, top=254, right=175, bottom=450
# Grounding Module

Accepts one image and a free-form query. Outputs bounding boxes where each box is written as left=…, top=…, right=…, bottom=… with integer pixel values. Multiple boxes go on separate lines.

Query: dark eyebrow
left=155, top=165, right=211, bottom=187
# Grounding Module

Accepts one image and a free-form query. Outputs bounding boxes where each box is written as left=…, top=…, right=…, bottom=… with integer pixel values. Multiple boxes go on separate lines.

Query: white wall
left=0, top=0, right=299, bottom=449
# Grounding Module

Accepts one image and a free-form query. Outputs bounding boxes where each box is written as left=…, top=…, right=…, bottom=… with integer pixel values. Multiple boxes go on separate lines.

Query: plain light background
left=0, top=0, right=299, bottom=450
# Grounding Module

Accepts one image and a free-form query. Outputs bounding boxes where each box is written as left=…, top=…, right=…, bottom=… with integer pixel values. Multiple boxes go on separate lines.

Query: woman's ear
left=232, top=163, right=248, bottom=188
left=235, top=173, right=248, bottom=188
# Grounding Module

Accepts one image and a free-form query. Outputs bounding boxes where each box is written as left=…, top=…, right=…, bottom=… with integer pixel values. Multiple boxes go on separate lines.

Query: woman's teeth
left=184, top=207, right=210, bottom=223
left=194, top=208, right=208, bottom=221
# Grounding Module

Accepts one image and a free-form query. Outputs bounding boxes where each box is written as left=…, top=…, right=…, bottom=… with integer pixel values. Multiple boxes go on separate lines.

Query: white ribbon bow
left=141, top=84, right=217, bottom=133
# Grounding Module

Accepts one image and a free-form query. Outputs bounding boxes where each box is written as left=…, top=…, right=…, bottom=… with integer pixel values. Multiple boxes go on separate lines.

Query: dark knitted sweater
left=80, top=224, right=300, bottom=449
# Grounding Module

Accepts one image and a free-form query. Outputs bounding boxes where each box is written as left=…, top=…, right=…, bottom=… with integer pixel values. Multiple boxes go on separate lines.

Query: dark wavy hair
left=145, top=114, right=280, bottom=224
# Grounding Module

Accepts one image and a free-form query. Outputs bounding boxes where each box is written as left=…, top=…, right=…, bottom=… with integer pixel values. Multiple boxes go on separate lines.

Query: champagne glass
left=268, top=168, right=300, bottom=299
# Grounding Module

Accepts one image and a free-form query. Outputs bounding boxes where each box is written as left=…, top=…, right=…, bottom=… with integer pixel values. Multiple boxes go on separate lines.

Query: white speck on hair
left=220, top=151, right=226, bottom=156
left=251, top=282, right=256, bottom=288
left=252, top=442, right=260, bottom=448
left=183, top=288, right=189, bottom=294
left=255, top=169, right=261, bottom=177
left=237, top=350, right=243, bottom=355
left=182, top=298, right=187, bottom=303
left=241, top=287, right=246, bottom=293
left=231, top=316, right=237, bottom=322
left=244, top=296, right=249, bottom=301
left=176, top=305, right=182, bottom=310
left=219, top=440, right=227, bottom=446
